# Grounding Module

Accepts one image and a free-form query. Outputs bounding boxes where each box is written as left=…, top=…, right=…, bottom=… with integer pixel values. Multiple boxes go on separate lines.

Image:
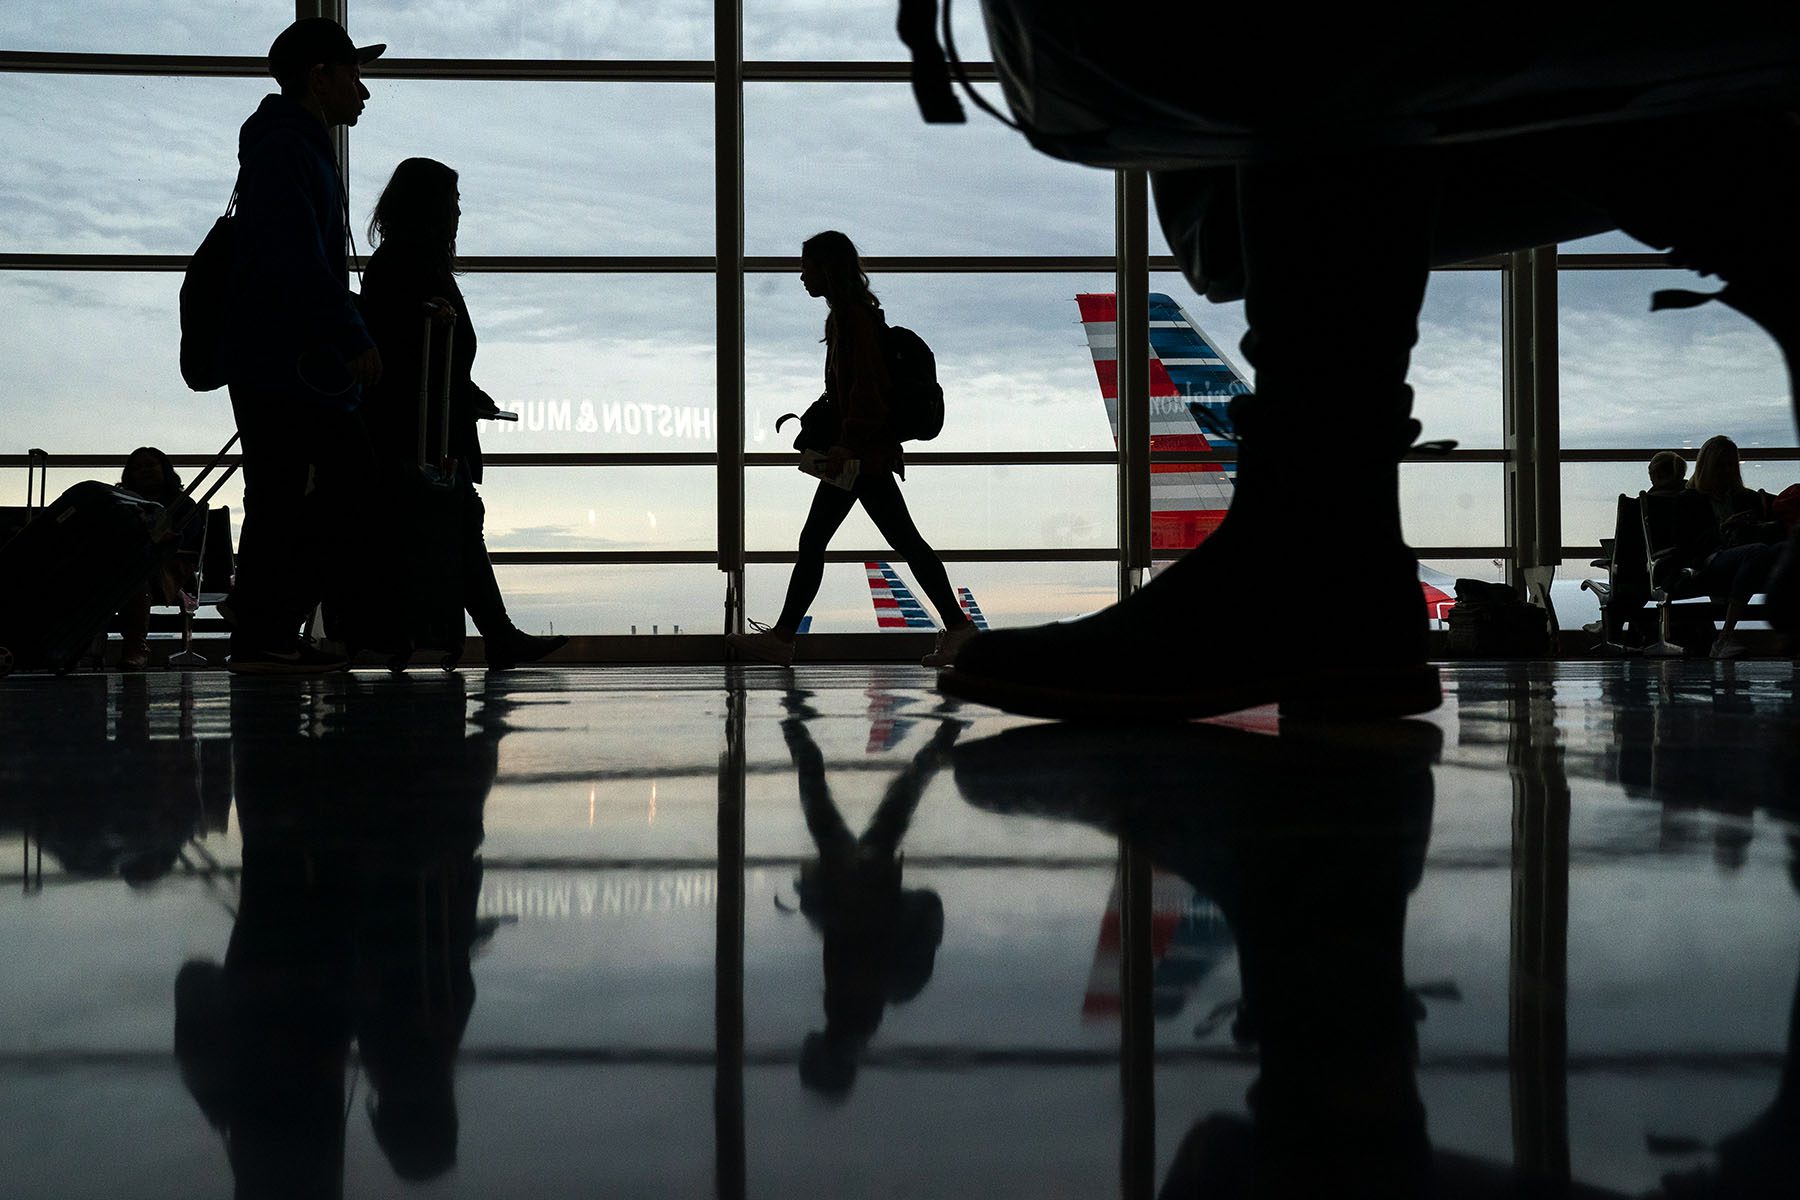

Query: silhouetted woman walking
left=358, top=157, right=565, bottom=669
left=729, top=231, right=976, bottom=667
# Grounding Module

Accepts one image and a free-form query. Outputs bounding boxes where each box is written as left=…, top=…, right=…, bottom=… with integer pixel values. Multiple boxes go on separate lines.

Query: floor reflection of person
left=175, top=676, right=502, bottom=1195
left=0, top=676, right=226, bottom=886
left=778, top=700, right=962, bottom=1098
left=951, top=720, right=1631, bottom=1199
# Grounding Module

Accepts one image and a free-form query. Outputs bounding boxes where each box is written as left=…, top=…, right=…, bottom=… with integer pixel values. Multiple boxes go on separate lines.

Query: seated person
left=1646, top=449, right=1687, bottom=496
left=116, top=446, right=199, bottom=672
left=1674, top=436, right=1784, bottom=659
left=1693, top=435, right=1784, bottom=548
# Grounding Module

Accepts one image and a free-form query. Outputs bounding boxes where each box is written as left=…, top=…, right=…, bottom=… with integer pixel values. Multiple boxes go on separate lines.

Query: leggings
left=776, top=470, right=964, bottom=632
left=1700, top=542, right=1780, bottom=604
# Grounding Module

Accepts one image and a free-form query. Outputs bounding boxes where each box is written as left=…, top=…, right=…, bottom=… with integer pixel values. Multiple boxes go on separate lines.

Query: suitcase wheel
left=440, top=652, right=461, bottom=672
left=387, top=653, right=411, bottom=674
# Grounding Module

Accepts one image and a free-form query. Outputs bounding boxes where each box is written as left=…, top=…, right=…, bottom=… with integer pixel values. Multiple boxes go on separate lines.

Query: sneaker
left=727, top=622, right=795, bottom=666
left=226, top=641, right=348, bottom=675
left=1710, top=633, right=1748, bottom=660
left=120, top=640, right=152, bottom=672
left=921, top=622, right=979, bottom=668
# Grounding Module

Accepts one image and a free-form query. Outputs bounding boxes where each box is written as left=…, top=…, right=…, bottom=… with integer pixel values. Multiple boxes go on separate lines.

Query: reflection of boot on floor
left=949, top=718, right=1443, bottom=1198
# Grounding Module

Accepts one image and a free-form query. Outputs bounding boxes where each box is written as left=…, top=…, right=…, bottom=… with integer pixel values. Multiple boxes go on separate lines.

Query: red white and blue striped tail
left=1080, top=292, right=1455, bottom=619
left=1077, top=292, right=1251, bottom=557
left=865, top=561, right=938, bottom=629
left=957, top=587, right=990, bottom=631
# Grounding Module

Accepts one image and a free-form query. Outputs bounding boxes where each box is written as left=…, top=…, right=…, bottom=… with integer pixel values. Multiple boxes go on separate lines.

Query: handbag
left=776, top=395, right=837, bottom=455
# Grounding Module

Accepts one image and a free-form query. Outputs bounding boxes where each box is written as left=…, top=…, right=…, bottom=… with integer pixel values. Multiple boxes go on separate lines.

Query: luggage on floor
left=1444, top=578, right=1554, bottom=658
left=0, top=436, right=239, bottom=674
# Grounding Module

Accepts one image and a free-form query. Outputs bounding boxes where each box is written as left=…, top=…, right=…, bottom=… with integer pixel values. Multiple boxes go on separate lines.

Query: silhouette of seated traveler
left=908, top=11, right=1800, bottom=716
left=778, top=700, right=961, bottom=1097
left=1587, top=453, right=1695, bottom=650
left=1664, top=436, right=1784, bottom=658
left=175, top=675, right=502, bottom=1193
left=1646, top=451, right=1687, bottom=498
left=114, top=447, right=202, bottom=672
left=950, top=718, right=1633, bottom=1198
left=356, top=157, right=566, bottom=671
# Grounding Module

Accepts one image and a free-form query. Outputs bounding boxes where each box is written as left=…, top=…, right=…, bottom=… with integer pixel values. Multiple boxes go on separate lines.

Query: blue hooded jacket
left=225, top=93, right=373, bottom=408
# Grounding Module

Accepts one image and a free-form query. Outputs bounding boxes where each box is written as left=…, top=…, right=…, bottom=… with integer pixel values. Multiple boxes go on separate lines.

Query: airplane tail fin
left=1075, top=293, right=1251, bottom=556
left=957, top=587, right=990, bottom=631
left=865, top=562, right=937, bottom=630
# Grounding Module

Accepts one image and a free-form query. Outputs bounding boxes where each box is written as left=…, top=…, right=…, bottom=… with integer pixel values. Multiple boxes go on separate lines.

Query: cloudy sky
left=3, top=2, right=1795, bottom=633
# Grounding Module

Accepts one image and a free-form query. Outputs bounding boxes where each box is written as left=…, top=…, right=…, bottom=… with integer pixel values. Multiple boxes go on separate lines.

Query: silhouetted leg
left=775, top=481, right=859, bottom=634
left=119, top=588, right=152, bottom=669
left=460, top=486, right=510, bottom=640
left=856, top=471, right=970, bottom=629
left=227, top=387, right=314, bottom=651
left=304, top=409, right=395, bottom=649
left=859, top=722, right=960, bottom=859
left=943, top=151, right=1442, bottom=720
left=782, top=718, right=855, bottom=857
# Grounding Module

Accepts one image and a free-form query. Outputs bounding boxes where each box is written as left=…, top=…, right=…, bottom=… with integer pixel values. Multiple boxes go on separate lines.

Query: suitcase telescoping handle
left=417, top=313, right=456, bottom=471
left=150, top=432, right=241, bottom=540
left=26, top=447, right=47, bottom=510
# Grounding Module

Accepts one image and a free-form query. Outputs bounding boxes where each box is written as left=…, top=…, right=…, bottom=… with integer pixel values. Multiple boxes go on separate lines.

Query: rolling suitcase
left=331, top=314, right=466, bottom=671
left=0, top=435, right=240, bottom=675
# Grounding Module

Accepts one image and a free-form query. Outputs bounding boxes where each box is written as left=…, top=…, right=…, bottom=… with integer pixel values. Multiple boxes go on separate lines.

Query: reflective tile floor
left=2, top=661, right=1798, bottom=1198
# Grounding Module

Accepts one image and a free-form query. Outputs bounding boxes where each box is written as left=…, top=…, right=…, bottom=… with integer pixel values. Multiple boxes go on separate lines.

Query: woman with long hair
left=729, top=231, right=976, bottom=667
left=1682, top=435, right=1782, bottom=657
left=358, top=158, right=566, bottom=669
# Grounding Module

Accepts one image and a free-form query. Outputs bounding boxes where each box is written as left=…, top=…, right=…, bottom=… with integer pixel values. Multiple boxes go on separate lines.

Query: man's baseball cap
left=268, top=18, right=385, bottom=90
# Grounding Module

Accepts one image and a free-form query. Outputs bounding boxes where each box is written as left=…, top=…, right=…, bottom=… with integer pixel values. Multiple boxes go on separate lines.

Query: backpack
left=179, top=189, right=237, bottom=392
left=881, top=324, right=944, bottom=442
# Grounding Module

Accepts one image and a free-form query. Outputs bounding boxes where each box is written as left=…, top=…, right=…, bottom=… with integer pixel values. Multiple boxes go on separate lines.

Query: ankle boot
left=941, top=393, right=1440, bottom=721
left=485, top=626, right=569, bottom=671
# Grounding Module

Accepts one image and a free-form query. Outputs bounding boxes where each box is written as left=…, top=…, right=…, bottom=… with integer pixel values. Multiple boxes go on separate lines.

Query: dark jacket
left=823, top=303, right=903, bottom=477
left=1707, top=486, right=1782, bottom=548
left=1666, top=487, right=1725, bottom=570
left=225, top=94, right=373, bottom=408
left=357, top=240, right=492, bottom=483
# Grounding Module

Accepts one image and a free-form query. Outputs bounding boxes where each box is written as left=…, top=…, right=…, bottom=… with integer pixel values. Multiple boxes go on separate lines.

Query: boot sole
left=938, top=662, right=1441, bottom=723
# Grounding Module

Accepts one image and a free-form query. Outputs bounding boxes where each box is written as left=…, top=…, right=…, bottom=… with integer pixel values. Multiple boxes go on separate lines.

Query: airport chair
left=1580, top=494, right=1651, bottom=654
left=1639, top=491, right=1718, bottom=657
left=161, top=506, right=234, bottom=669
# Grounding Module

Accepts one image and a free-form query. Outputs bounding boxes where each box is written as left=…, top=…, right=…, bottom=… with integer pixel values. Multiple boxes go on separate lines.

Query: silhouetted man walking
left=224, top=18, right=384, bottom=674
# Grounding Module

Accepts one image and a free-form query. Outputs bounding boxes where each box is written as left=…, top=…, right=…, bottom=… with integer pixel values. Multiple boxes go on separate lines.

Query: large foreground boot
left=939, top=395, right=1440, bottom=721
